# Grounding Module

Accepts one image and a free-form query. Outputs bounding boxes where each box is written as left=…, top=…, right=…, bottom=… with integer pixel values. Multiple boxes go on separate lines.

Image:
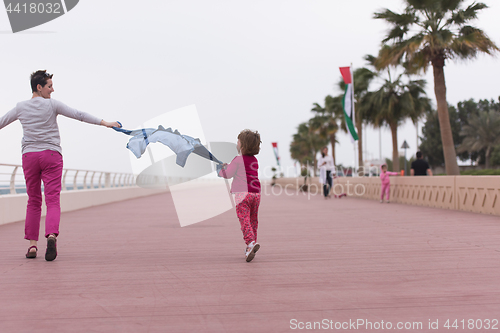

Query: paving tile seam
left=368, top=221, right=500, bottom=253
left=2, top=192, right=500, bottom=330
left=2, top=301, right=500, bottom=322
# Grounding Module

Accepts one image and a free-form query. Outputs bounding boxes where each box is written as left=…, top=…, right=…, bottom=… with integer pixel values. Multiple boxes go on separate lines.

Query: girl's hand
left=222, top=163, right=228, bottom=169
left=101, top=120, right=122, bottom=128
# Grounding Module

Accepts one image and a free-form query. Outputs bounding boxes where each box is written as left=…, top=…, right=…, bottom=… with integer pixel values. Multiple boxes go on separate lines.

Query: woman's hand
left=101, top=120, right=122, bottom=128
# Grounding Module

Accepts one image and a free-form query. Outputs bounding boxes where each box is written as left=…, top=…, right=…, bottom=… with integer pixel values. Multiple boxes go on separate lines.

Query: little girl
left=219, top=130, right=261, bottom=262
left=380, top=164, right=399, bottom=203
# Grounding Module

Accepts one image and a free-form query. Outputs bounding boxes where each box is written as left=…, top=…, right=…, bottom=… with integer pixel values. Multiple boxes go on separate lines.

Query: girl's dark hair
left=238, top=129, right=261, bottom=156
left=30, top=70, right=53, bottom=93
left=321, top=146, right=328, bottom=158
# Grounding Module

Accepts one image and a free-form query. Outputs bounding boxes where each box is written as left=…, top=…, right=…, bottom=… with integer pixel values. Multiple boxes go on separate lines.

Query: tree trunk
left=485, top=146, right=491, bottom=169
left=314, top=153, right=318, bottom=177
left=329, top=132, right=337, bottom=166
left=356, top=116, right=363, bottom=169
left=432, top=62, right=460, bottom=175
left=390, top=122, right=399, bottom=172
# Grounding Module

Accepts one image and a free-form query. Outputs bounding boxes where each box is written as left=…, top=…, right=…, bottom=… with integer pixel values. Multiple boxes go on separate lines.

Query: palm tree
left=310, top=96, right=345, bottom=165
left=336, top=67, right=375, bottom=167
left=290, top=123, right=312, bottom=168
left=458, top=110, right=500, bottom=169
left=374, top=0, right=499, bottom=175
left=290, top=122, right=328, bottom=176
left=364, top=67, right=430, bottom=172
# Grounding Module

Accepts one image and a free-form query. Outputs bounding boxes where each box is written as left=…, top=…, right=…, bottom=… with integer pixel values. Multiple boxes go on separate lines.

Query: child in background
left=380, top=164, right=399, bottom=203
left=219, top=130, right=261, bottom=262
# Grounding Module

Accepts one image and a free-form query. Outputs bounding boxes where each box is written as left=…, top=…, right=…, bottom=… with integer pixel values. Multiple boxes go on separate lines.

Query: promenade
left=1, top=187, right=500, bottom=332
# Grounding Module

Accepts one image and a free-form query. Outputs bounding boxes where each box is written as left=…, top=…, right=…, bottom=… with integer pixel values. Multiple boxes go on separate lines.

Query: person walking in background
left=219, top=129, right=262, bottom=262
left=380, top=163, right=399, bottom=203
left=318, top=146, right=334, bottom=199
left=411, top=151, right=433, bottom=176
left=0, top=70, right=120, bottom=261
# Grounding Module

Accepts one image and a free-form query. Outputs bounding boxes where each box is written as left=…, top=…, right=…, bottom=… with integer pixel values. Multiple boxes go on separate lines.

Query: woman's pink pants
left=22, top=150, right=63, bottom=241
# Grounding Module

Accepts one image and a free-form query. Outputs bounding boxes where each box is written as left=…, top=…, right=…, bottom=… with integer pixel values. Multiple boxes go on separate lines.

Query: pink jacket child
left=380, top=164, right=399, bottom=203
left=218, top=130, right=262, bottom=263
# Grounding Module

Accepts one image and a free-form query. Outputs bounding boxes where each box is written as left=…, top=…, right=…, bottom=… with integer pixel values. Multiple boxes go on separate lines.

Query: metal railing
left=0, top=163, right=136, bottom=195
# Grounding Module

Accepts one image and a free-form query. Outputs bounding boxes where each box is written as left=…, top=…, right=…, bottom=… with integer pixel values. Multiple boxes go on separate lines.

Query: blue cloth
left=113, top=124, right=223, bottom=168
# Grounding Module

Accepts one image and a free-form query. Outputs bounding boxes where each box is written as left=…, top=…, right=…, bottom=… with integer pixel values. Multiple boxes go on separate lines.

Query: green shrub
left=460, top=169, right=500, bottom=176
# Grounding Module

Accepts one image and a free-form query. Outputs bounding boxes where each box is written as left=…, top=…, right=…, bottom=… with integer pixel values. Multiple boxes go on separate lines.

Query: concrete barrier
left=275, top=176, right=500, bottom=216
left=0, top=187, right=168, bottom=226
left=456, top=176, right=500, bottom=215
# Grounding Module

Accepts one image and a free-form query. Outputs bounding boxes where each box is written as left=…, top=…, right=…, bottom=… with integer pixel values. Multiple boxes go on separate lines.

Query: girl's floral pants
left=234, top=192, right=261, bottom=245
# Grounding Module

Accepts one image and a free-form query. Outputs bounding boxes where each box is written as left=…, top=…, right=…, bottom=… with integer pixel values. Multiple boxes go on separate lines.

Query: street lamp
left=401, top=140, right=410, bottom=176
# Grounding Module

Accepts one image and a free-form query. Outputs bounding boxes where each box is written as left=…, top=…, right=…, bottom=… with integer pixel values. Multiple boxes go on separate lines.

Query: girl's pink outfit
left=218, top=155, right=261, bottom=245
left=380, top=169, right=398, bottom=201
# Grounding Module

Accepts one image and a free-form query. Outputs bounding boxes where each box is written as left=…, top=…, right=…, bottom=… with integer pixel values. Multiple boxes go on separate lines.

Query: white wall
left=0, top=187, right=168, bottom=226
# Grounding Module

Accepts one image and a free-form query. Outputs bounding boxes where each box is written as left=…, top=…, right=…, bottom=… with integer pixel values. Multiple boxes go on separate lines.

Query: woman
left=318, top=146, right=334, bottom=199
left=0, top=70, right=120, bottom=261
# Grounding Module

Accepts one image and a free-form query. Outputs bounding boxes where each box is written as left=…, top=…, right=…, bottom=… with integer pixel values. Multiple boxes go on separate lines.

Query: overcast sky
left=0, top=0, right=498, bottom=177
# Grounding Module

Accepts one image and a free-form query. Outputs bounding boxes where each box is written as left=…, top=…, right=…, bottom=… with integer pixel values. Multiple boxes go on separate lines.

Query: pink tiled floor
left=1, top=188, right=499, bottom=332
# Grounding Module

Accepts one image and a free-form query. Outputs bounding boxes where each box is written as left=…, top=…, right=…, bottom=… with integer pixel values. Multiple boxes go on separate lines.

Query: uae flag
left=271, top=142, right=280, bottom=166
left=339, top=67, right=359, bottom=141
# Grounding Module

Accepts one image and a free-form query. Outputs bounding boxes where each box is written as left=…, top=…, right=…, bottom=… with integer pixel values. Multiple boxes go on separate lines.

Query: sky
left=0, top=0, right=499, bottom=178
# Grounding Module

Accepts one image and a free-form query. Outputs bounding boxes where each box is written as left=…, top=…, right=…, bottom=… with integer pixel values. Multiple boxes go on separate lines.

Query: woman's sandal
left=45, top=236, right=57, bottom=261
left=26, top=245, right=38, bottom=259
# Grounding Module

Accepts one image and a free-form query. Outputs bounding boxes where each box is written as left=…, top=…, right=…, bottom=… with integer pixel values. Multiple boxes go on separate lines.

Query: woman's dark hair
left=321, top=146, right=328, bottom=158
left=238, top=129, right=261, bottom=156
left=30, top=70, right=53, bottom=93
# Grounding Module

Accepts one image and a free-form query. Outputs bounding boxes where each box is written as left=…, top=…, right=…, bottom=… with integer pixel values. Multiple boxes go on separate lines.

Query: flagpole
left=416, top=121, right=419, bottom=149
left=351, top=62, right=357, bottom=171
left=339, top=65, right=358, bottom=171
left=363, top=123, right=367, bottom=164
left=379, top=128, right=382, bottom=161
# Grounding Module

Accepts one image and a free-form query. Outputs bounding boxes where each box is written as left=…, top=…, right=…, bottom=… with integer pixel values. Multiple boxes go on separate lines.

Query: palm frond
left=439, top=0, right=462, bottom=12
left=404, top=46, right=432, bottom=74
left=383, top=26, right=409, bottom=43
left=457, top=109, right=500, bottom=154
left=447, top=2, right=488, bottom=25
left=406, top=0, right=433, bottom=11
left=450, top=26, right=500, bottom=58
left=374, top=9, right=417, bottom=27
left=311, top=102, right=325, bottom=114
left=375, top=0, right=498, bottom=73
left=364, top=54, right=377, bottom=67
left=434, top=29, right=454, bottom=45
